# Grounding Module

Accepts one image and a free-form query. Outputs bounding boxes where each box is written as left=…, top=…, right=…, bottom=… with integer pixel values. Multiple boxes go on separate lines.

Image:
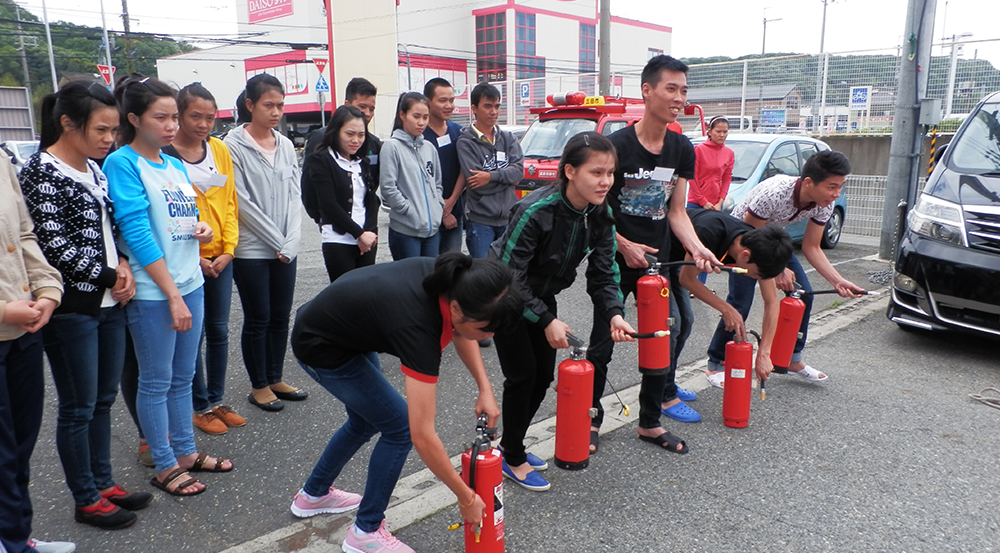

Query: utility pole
left=100, top=0, right=114, bottom=85
left=762, top=8, right=781, bottom=56
left=598, top=0, right=610, bottom=95
left=121, top=0, right=133, bottom=73
left=42, top=0, right=59, bottom=91
left=879, top=0, right=937, bottom=260
left=944, top=32, right=971, bottom=118
left=14, top=4, right=34, bottom=131
left=814, top=0, right=834, bottom=134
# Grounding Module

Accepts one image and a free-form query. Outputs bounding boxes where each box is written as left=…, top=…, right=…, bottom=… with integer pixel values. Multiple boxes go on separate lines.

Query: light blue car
left=691, top=133, right=847, bottom=248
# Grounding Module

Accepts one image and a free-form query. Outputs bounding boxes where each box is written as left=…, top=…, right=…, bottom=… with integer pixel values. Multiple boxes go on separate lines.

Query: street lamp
left=762, top=7, right=782, bottom=56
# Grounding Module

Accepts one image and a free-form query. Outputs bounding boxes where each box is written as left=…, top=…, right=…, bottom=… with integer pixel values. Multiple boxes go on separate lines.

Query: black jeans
left=495, top=297, right=558, bottom=467
left=0, top=332, right=44, bottom=553
left=588, top=269, right=671, bottom=429
left=321, top=242, right=376, bottom=283
left=233, top=257, right=297, bottom=389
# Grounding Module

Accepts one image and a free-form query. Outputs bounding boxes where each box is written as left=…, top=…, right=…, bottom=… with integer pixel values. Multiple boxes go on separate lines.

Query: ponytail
left=39, top=81, right=117, bottom=150
left=422, top=251, right=523, bottom=332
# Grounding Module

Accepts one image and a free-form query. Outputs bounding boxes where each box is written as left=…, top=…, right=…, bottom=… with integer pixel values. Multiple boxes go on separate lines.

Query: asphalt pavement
left=25, top=211, right=1000, bottom=553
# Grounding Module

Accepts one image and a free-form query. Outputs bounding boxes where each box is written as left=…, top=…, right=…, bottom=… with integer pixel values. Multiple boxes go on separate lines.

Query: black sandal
left=189, top=452, right=234, bottom=473
left=589, top=430, right=600, bottom=454
left=639, top=431, right=689, bottom=454
left=151, top=468, right=205, bottom=496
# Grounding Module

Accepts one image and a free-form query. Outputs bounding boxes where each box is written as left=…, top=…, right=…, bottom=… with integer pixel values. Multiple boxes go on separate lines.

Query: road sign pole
left=319, top=92, right=326, bottom=128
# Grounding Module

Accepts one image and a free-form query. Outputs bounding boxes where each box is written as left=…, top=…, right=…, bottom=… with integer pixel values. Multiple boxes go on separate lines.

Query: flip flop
left=790, top=365, right=828, bottom=382
left=150, top=469, right=205, bottom=497
left=706, top=371, right=725, bottom=389
left=639, top=432, right=689, bottom=454
left=589, top=430, right=600, bottom=454
left=188, top=452, right=234, bottom=473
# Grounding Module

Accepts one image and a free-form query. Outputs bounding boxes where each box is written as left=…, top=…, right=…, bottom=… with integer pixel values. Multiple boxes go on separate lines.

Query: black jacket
left=301, top=149, right=380, bottom=237
left=19, top=152, right=122, bottom=316
left=303, top=128, right=382, bottom=185
left=489, top=186, right=624, bottom=328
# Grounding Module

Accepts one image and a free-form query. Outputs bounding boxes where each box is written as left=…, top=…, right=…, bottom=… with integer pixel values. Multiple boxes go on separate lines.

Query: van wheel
left=821, top=208, right=843, bottom=249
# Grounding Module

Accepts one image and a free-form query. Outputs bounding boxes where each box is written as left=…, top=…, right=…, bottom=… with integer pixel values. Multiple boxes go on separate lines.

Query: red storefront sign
left=248, top=0, right=293, bottom=24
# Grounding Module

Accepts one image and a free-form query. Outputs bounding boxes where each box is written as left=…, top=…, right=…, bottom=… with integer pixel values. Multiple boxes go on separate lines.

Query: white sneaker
left=342, top=520, right=413, bottom=553
left=28, top=539, right=76, bottom=553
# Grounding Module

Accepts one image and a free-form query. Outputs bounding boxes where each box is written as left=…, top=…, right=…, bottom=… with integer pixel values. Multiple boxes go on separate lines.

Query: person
left=490, top=132, right=636, bottom=491
left=665, top=208, right=793, bottom=396
left=19, top=82, right=148, bottom=530
left=288, top=252, right=522, bottom=553
left=705, top=150, right=866, bottom=385
left=423, top=77, right=466, bottom=253
left=303, top=77, right=381, bottom=181
left=104, top=74, right=232, bottom=497
left=588, top=55, right=721, bottom=453
left=162, top=83, right=245, bottom=435
left=456, top=82, right=524, bottom=259
left=0, top=127, right=67, bottom=553
left=378, top=92, right=444, bottom=260
left=225, top=73, right=307, bottom=412
left=689, top=116, right=735, bottom=284
left=301, top=105, right=379, bottom=282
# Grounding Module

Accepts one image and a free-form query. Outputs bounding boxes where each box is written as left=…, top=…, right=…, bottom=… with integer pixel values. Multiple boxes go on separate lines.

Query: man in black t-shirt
left=588, top=55, right=721, bottom=454
left=667, top=208, right=793, bottom=391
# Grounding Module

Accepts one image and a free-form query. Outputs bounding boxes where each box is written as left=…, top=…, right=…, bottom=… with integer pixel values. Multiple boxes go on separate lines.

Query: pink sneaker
left=290, top=487, right=362, bottom=518
left=342, top=520, right=413, bottom=553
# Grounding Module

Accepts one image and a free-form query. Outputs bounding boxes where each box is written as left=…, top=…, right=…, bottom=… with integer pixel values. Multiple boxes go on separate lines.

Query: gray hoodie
left=456, top=125, right=524, bottom=227
left=224, top=125, right=302, bottom=260
left=379, top=129, right=444, bottom=238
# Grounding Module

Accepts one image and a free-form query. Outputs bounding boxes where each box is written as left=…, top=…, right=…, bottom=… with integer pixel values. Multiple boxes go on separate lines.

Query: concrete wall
left=820, top=134, right=953, bottom=176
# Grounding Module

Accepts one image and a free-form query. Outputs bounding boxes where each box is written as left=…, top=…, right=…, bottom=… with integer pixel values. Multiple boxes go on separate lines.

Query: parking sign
left=850, top=86, right=871, bottom=110
left=519, top=82, right=531, bottom=106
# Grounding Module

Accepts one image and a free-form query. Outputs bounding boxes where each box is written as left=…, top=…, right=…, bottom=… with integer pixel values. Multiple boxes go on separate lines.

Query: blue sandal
left=661, top=401, right=702, bottom=423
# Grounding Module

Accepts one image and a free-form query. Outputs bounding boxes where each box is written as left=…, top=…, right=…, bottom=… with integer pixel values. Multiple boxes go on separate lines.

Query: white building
left=157, top=0, right=672, bottom=138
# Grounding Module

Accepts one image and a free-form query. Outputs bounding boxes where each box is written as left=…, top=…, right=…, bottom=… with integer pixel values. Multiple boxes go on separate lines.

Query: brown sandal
left=189, top=452, right=234, bottom=473
left=150, top=468, right=205, bottom=496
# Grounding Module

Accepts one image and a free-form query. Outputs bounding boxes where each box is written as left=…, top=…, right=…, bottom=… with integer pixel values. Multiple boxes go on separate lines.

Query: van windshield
left=948, top=102, right=1000, bottom=174
left=520, top=118, right=598, bottom=159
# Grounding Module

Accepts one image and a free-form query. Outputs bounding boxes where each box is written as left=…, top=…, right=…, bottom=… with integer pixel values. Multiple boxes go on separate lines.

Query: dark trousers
left=321, top=242, right=377, bottom=283
left=233, top=257, right=297, bottom=389
left=664, top=266, right=694, bottom=401
left=0, top=332, right=44, bottom=553
left=494, top=297, right=558, bottom=467
left=193, top=261, right=234, bottom=412
left=589, top=270, right=671, bottom=429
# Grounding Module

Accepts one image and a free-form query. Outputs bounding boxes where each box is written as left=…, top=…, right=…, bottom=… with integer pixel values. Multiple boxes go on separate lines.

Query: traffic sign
left=519, top=82, right=531, bottom=106
left=850, top=86, right=871, bottom=110
left=313, top=58, right=327, bottom=75
left=96, top=64, right=115, bottom=86
left=315, top=75, right=330, bottom=93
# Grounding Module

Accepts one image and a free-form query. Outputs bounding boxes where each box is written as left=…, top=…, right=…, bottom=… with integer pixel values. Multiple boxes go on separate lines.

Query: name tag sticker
left=176, top=180, right=197, bottom=198
left=368, top=154, right=379, bottom=165
left=177, top=219, right=197, bottom=234
left=280, top=166, right=294, bottom=180
left=651, top=167, right=675, bottom=181
left=206, top=173, right=228, bottom=187
left=496, top=151, right=507, bottom=162
left=437, top=134, right=452, bottom=147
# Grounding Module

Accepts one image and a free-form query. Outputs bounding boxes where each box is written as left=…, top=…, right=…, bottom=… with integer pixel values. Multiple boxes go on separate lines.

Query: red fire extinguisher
left=636, top=255, right=673, bottom=373
left=722, top=331, right=759, bottom=428
left=554, top=334, right=595, bottom=471
left=770, top=290, right=806, bottom=374
left=461, top=414, right=504, bottom=552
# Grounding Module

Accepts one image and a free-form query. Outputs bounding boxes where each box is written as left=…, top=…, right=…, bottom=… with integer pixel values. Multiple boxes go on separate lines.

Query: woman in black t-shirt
left=288, top=252, right=521, bottom=553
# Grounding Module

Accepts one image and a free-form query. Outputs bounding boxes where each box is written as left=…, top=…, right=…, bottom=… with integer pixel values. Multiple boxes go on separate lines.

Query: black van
left=887, top=91, right=1000, bottom=337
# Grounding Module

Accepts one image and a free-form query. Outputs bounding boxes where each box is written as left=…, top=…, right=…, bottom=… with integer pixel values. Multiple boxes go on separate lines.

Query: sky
left=12, top=0, right=999, bottom=67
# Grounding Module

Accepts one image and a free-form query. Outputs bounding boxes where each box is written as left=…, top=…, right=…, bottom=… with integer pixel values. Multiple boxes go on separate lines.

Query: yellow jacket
left=195, top=137, right=239, bottom=258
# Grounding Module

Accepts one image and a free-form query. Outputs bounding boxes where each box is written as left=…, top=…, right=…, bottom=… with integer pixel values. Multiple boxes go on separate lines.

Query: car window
left=947, top=102, right=1000, bottom=173
left=601, top=120, right=627, bottom=136
left=520, top=118, right=598, bottom=159
left=763, top=142, right=800, bottom=180
left=724, top=141, right=769, bottom=181
left=798, top=142, right=819, bottom=166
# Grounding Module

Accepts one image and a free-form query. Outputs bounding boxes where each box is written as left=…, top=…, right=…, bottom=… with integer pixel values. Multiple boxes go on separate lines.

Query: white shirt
left=178, top=142, right=219, bottom=193
left=731, top=174, right=833, bottom=227
left=320, top=150, right=367, bottom=245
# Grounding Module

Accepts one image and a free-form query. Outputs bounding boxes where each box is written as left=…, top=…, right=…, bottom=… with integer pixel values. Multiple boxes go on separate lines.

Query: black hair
left=554, top=131, right=616, bottom=227
left=423, top=77, right=453, bottom=100
left=708, top=115, right=730, bottom=130
left=470, top=82, right=501, bottom=106
left=177, top=82, right=217, bottom=116
left=234, top=90, right=251, bottom=124
left=422, top=251, right=524, bottom=333
left=344, top=77, right=377, bottom=102
left=39, top=81, right=117, bottom=150
left=392, top=92, right=428, bottom=132
left=641, top=55, right=689, bottom=87
left=245, top=73, right=284, bottom=105
left=113, top=73, right=176, bottom=145
left=317, top=104, right=369, bottom=158
left=741, top=225, right=794, bottom=280
left=802, top=150, right=852, bottom=185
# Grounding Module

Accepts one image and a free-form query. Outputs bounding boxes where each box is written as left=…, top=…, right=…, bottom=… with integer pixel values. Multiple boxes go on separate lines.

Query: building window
left=514, top=12, right=543, bottom=80
left=648, top=47, right=664, bottom=59
left=580, top=23, right=597, bottom=94
left=476, top=12, right=506, bottom=82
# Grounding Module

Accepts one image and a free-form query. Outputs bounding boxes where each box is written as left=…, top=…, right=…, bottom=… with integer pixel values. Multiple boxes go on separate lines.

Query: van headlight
left=907, top=194, right=966, bottom=246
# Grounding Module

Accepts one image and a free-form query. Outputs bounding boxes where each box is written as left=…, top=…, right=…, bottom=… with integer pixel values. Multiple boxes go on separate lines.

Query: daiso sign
left=248, top=0, right=293, bottom=24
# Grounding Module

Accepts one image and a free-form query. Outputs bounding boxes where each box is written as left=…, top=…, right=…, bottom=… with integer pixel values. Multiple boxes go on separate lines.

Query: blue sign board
left=760, top=109, right=786, bottom=127
left=850, top=86, right=870, bottom=110
left=315, top=75, right=330, bottom=93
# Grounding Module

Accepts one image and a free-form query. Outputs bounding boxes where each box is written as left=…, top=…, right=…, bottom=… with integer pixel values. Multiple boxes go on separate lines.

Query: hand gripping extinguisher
left=461, top=413, right=504, bottom=552
left=554, top=334, right=595, bottom=470
left=637, top=254, right=674, bottom=374
left=770, top=288, right=807, bottom=374
left=722, top=331, right=760, bottom=428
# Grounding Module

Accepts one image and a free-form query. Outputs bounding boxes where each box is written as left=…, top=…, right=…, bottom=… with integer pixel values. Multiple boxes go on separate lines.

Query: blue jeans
left=233, top=257, right=297, bottom=389
left=298, top=354, right=411, bottom=533
left=664, top=266, right=694, bottom=401
left=193, top=261, right=233, bottom=412
left=387, top=228, right=440, bottom=260
left=126, top=287, right=205, bottom=473
left=0, top=332, right=43, bottom=553
left=464, top=221, right=506, bottom=259
left=439, top=216, right=465, bottom=253
left=707, top=253, right=812, bottom=371
left=43, top=306, right=126, bottom=506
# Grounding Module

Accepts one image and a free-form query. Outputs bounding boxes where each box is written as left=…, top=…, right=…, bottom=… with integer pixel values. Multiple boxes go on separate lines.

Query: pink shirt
left=688, top=141, right=734, bottom=206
